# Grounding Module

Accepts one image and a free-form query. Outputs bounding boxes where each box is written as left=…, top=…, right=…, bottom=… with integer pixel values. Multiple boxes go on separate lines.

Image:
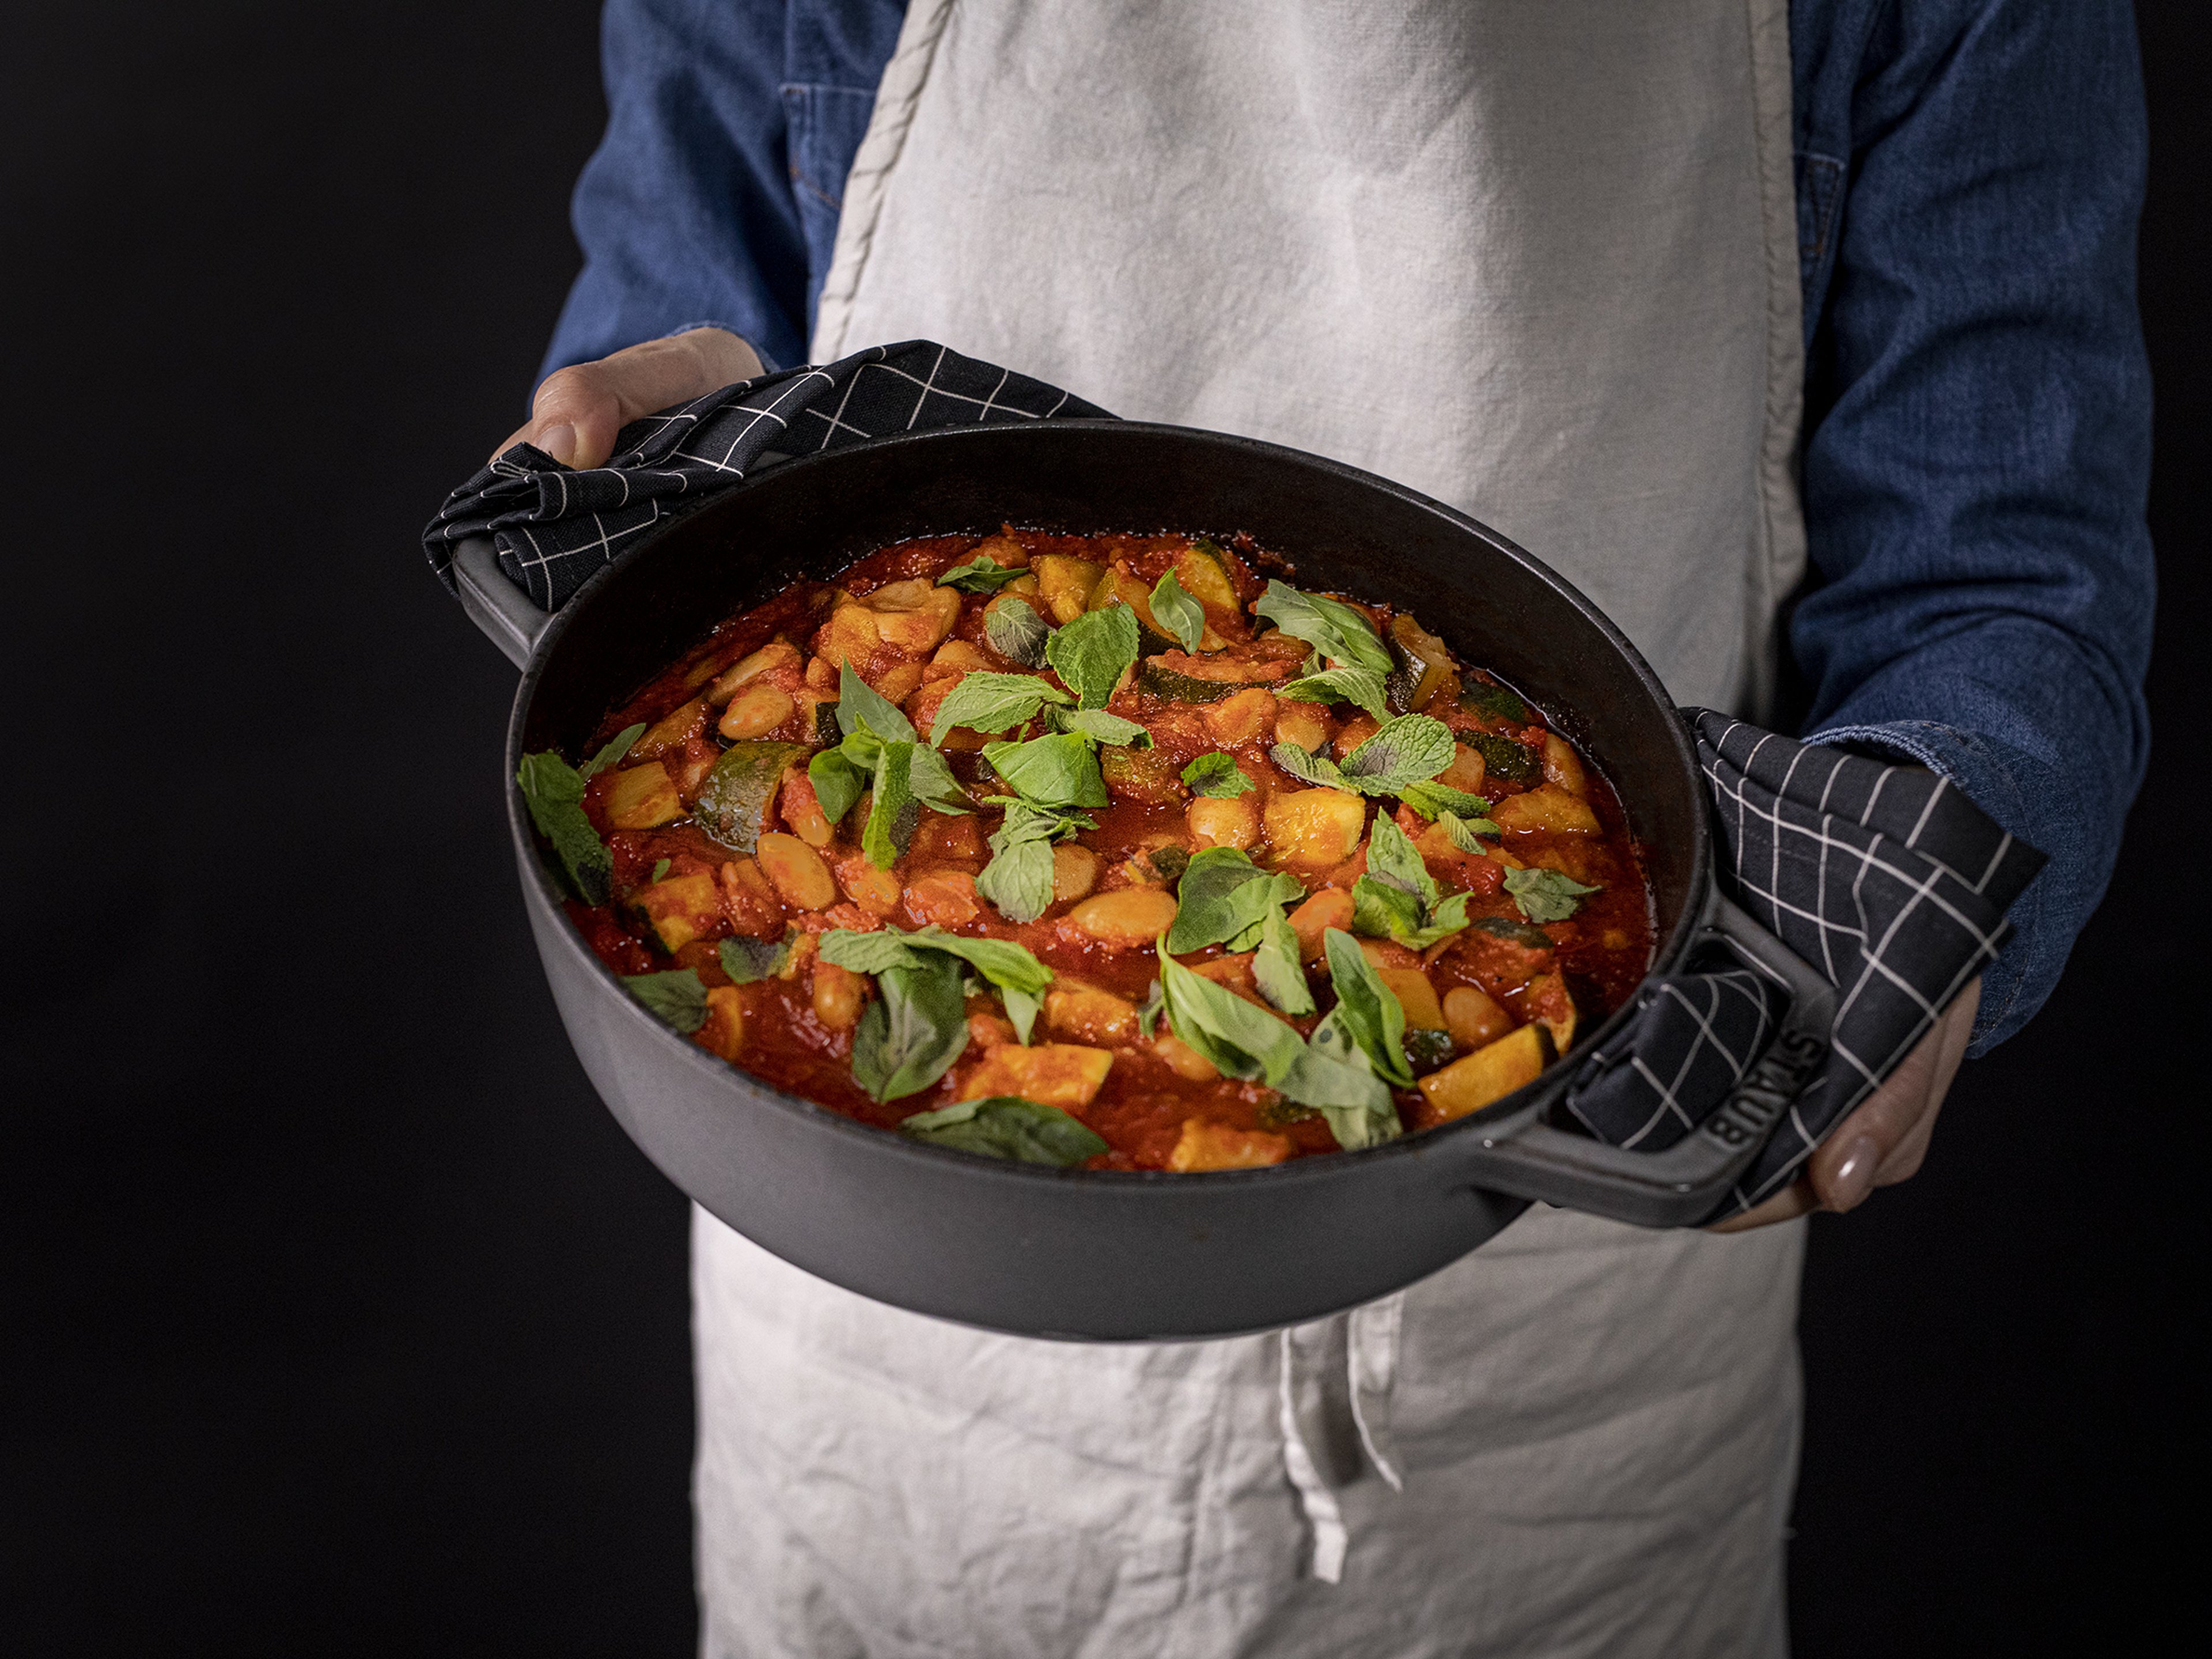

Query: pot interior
left=517, top=421, right=1708, bottom=988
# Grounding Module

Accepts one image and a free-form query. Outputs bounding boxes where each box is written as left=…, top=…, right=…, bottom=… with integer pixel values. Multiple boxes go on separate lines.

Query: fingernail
left=537, top=422, right=577, bottom=465
left=1829, top=1135, right=1881, bottom=1211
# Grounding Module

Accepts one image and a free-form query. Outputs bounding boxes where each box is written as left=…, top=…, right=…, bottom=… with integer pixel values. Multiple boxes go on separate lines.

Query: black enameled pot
left=455, top=422, right=1831, bottom=1340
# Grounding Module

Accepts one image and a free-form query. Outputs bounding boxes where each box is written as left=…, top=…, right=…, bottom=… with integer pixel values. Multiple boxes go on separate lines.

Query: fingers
left=1707, top=978, right=1980, bottom=1232
left=488, top=328, right=765, bottom=468
left=1805, top=978, right=1980, bottom=1213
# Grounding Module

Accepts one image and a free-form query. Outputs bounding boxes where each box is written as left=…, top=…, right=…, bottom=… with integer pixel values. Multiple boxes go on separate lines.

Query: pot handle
left=453, top=536, right=552, bottom=670
left=1453, top=894, right=1835, bottom=1229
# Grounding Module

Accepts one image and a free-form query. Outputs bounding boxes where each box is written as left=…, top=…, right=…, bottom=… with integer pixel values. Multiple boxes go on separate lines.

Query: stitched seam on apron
left=811, top=0, right=959, bottom=361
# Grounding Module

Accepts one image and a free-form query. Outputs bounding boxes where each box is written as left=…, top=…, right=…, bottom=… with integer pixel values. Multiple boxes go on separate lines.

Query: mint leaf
left=1400, top=782, right=1494, bottom=823
left=1044, top=603, right=1140, bottom=709
left=1277, top=666, right=1389, bottom=721
left=581, top=722, right=647, bottom=779
left=849, top=950, right=969, bottom=1103
left=982, top=732, right=1112, bottom=809
left=976, top=835, right=1055, bottom=925
left=1253, top=580, right=1395, bottom=674
left=819, top=929, right=926, bottom=975
left=718, top=931, right=793, bottom=984
left=1148, top=568, right=1205, bottom=653
left=904, top=742, right=971, bottom=814
left=1281, top=1016, right=1401, bottom=1149
left=1320, top=929, right=1412, bottom=1088
left=650, top=858, right=672, bottom=882
left=1158, top=944, right=1307, bottom=1086
left=808, top=745, right=867, bottom=827
left=929, top=671, right=1072, bottom=746
left=1164, top=848, right=1306, bottom=953
left=985, top=595, right=1051, bottom=666
left=516, top=750, right=613, bottom=906
left=1050, top=707, right=1151, bottom=747
left=1182, top=753, right=1255, bottom=798
left=937, top=554, right=1029, bottom=593
left=899, top=1096, right=1108, bottom=1165
left=1438, top=809, right=1503, bottom=851
left=1351, top=817, right=1472, bottom=948
left=1505, top=865, right=1601, bottom=923
left=1338, top=714, right=1457, bottom=794
left=1270, top=741, right=1350, bottom=790
left=1361, top=814, right=1438, bottom=906
left=1351, top=875, right=1427, bottom=943
left=1253, top=906, right=1315, bottom=1016
left=836, top=660, right=917, bottom=744
left=621, top=968, right=709, bottom=1033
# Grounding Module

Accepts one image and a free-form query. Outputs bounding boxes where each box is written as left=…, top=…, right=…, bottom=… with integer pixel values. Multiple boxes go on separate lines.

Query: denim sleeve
left=1792, top=0, right=2155, bottom=1052
left=537, top=0, right=813, bottom=386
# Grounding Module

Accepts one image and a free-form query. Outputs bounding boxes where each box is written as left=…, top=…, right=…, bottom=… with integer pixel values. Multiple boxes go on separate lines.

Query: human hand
left=1709, top=977, right=1980, bottom=1232
left=491, top=327, right=764, bottom=471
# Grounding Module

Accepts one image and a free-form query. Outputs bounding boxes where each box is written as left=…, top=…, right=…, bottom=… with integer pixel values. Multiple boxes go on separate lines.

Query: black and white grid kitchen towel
left=426, top=343, right=2042, bottom=1221
left=424, top=341, right=1108, bottom=610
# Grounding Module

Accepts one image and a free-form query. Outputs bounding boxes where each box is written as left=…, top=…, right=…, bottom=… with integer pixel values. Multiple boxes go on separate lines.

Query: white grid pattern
left=423, top=341, right=1108, bottom=609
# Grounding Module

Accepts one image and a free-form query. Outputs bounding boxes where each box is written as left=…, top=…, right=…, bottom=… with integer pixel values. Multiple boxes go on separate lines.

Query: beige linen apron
left=696, top=3, right=1812, bottom=1654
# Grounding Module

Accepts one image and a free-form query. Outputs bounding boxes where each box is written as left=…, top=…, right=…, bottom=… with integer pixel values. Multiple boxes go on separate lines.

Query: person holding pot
left=494, top=2, right=2153, bottom=1653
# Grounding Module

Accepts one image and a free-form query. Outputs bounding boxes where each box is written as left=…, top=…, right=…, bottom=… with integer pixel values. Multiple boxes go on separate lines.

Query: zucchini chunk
left=694, top=741, right=809, bottom=853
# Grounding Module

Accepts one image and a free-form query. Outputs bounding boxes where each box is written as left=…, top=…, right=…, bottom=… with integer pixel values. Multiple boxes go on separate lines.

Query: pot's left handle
left=453, top=536, right=552, bottom=670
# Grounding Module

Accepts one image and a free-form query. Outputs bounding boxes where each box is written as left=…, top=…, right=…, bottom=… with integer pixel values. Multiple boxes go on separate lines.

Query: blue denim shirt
left=541, top=0, right=2154, bottom=1054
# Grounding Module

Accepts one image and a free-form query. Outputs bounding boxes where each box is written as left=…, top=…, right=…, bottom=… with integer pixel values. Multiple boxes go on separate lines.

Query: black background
left=2, top=4, right=2200, bottom=1653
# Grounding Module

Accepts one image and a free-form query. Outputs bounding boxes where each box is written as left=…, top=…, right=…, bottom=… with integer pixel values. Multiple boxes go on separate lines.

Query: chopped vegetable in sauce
left=523, top=529, right=1653, bottom=1171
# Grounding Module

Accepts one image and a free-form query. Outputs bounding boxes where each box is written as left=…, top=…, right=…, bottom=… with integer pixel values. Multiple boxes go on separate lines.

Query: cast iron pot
left=455, top=421, right=1832, bottom=1342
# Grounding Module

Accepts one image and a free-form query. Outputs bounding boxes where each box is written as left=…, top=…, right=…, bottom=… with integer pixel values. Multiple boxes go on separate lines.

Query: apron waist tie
left=1277, top=1294, right=1404, bottom=1584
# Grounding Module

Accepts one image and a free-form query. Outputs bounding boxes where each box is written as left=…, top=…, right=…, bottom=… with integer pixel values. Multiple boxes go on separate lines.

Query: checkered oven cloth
left=424, top=340, right=1107, bottom=609
left=426, top=343, right=2041, bottom=1221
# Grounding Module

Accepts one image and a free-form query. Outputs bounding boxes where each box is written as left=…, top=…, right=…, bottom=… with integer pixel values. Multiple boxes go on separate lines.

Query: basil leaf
left=1164, top=848, right=1307, bottom=953
left=1051, top=707, right=1151, bottom=747
left=1351, top=875, right=1428, bottom=944
left=1182, top=753, right=1255, bottom=798
left=516, top=751, right=612, bottom=905
left=1362, top=814, right=1438, bottom=906
left=1252, top=580, right=1395, bottom=674
left=819, top=929, right=927, bottom=975
left=904, top=741, right=972, bottom=814
left=1252, top=906, right=1315, bottom=1016
left=1277, top=666, right=1389, bottom=721
left=1400, top=782, right=1494, bottom=823
left=1338, top=714, right=1457, bottom=794
left=849, top=951, right=970, bottom=1103
left=899, top=1096, right=1108, bottom=1166
left=650, top=858, right=672, bottom=883
left=929, top=671, right=1073, bottom=745
left=975, top=836, right=1055, bottom=925
left=904, top=927, right=1054, bottom=998
left=621, top=968, right=708, bottom=1033
left=1279, top=1022, right=1400, bottom=1150
left=1134, top=978, right=1165, bottom=1039
left=1044, top=603, right=1140, bottom=709
left=1148, top=568, right=1205, bottom=653
left=985, top=596, right=1052, bottom=667
left=581, top=722, right=647, bottom=779
left=1320, top=929, right=1412, bottom=1088
left=836, top=660, right=917, bottom=744
left=1434, top=810, right=1499, bottom=851
left=718, top=931, right=794, bottom=984
left=861, top=741, right=921, bottom=869
left=937, top=554, right=1029, bottom=593
left=1505, top=865, right=1602, bottom=923
left=808, top=746, right=867, bottom=827
left=982, top=733, right=1112, bottom=809
left=1157, top=944, right=1308, bottom=1086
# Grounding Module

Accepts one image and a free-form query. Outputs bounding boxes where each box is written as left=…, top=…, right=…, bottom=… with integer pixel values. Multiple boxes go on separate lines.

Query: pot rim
left=502, top=419, right=1715, bottom=1194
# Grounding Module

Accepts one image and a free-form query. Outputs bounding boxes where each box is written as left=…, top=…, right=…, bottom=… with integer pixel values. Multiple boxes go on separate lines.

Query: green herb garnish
left=1147, top=569, right=1206, bottom=653
left=621, top=968, right=709, bottom=1033
left=516, top=750, right=613, bottom=905
left=1252, top=581, right=1395, bottom=675
left=1043, top=603, right=1140, bottom=709
left=1504, top=866, right=1601, bottom=923
left=937, top=554, right=1030, bottom=593
left=1182, top=753, right=1255, bottom=798
left=899, top=1096, right=1108, bottom=1165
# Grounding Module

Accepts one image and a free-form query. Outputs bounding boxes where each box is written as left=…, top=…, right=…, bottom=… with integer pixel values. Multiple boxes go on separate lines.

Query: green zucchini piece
left=694, top=740, right=808, bottom=853
left=1465, top=732, right=1541, bottom=786
left=1136, top=659, right=1241, bottom=703
left=1403, top=1028, right=1457, bottom=1073
left=1459, top=680, right=1532, bottom=724
left=1382, top=634, right=1423, bottom=715
left=1173, top=544, right=1238, bottom=612
left=809, top=699, right=843, bottom=748
left=1467, top=914, right=1556, bottom=952
left=1101, top=744, right=1190, bottom=805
